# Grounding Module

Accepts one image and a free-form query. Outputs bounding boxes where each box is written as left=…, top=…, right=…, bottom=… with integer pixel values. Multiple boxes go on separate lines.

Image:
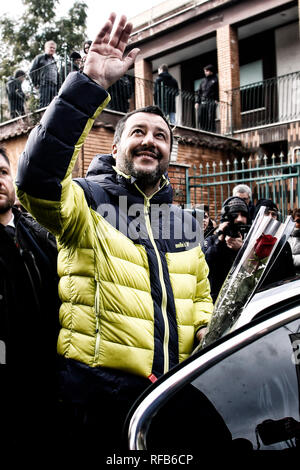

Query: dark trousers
left=39, top=83, right=57, bottom=108
left=8, top=99, right=25, bottom=119
left=198, top=101, right=216, bottom=132
left=57, top=387, right=147, bottom=455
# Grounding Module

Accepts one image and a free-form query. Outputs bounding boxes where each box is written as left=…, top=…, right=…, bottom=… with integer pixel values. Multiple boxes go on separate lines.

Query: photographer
left=203, top=197, right=250, bottom=302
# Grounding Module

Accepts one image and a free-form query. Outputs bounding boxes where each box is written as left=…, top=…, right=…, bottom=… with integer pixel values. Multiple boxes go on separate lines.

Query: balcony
left=229, top=70, right=300, bottom=133
left=1, top=63, right=299, bottom=137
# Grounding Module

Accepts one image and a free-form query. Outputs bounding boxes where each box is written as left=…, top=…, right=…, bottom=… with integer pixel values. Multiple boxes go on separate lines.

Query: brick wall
left=76, top=125, right=115, bottom=177
left=1, top=113, right=245, bottom=213
left=288, top=121, right=300, bottom=150
left=235, top=121, right=300, bottom=155
left=168, top=163, right=188, bottom=205
left=1, top=135, right=28, bottom=178
left=217, top=24, right=241, bottom=132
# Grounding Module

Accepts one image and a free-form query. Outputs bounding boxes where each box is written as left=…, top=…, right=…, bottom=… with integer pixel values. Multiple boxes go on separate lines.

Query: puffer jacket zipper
left=94, top=280, right=101, bottom=363
left=135, top=182, right=170, bottom=374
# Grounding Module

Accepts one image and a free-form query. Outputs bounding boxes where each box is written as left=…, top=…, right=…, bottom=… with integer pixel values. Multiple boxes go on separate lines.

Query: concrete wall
left=275, top=21, right=300, bottom=76
left=276, top=21, right=300, bottom=121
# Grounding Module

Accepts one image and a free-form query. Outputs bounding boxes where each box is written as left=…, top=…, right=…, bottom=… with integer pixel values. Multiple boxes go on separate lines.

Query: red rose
left=254, top=233, right=277, bottom=259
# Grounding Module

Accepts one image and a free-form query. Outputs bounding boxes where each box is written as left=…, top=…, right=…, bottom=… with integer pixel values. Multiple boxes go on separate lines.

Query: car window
left=144, top=318, right=300, bottom=453
left=192, top=318, right=300, bottom=451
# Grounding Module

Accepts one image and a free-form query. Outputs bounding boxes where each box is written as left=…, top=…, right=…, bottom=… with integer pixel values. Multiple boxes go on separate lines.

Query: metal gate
left=185, top=148, right=300, bottom=220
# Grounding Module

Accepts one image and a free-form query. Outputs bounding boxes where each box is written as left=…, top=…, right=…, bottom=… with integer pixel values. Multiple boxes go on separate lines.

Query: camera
left=222, top=222, right=250, bottom=238
left=219, top=213, right=250, bottom=239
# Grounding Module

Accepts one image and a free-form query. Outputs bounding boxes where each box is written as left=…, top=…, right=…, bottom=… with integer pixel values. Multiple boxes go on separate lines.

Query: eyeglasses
left=295, top=218, right=300, bottom=224
left=204, top=214, right=209, bottom=219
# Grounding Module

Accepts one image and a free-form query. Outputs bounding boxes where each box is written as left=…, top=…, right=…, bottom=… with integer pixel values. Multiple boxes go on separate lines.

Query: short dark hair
left=0, top=146, right=10, bottom=166
left=70, top=51, right=81, bottom=60
left=14, top=69, right=25, bottom=79
left=159, top=64, right=168, bottom=73
left=292, top=208, right=300, bottom=219
left=204, top=64, right=214, bottom=73
left=113, top=105, right=173, bottom=152
left=83, top=40, right=92, bottom=50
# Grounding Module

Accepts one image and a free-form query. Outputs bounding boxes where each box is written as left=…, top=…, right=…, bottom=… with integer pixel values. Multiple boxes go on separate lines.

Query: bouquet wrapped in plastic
left=195, top=206, right=295, bottom=351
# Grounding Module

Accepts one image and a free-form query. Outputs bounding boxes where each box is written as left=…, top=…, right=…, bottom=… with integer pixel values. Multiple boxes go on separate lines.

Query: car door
left=126, top=302, right=300, bottom=455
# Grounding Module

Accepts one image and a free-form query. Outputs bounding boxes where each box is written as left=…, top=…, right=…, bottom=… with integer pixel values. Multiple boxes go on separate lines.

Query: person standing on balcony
left=107, top=74, right=133, bottom=113
left=195, top=64, right=219, bottom=132
left=154, top=64, right=179, bottom=125
left=0, top=147, right=60, bottom=449
left=15, top=13, right=213, bottom=450
left=59, top=51, right=82, bottom=83
left=30, top=40, right=58, bottom=108
left=6, top=70, right=26, bottom=119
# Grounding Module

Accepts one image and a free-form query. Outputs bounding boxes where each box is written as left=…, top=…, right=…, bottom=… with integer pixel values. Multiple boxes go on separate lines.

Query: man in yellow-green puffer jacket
left=16, top=14, right=213, bottom=450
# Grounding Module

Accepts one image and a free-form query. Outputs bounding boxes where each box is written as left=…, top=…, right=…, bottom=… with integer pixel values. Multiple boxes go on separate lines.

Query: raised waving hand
left=83, top=13, right=140, bottom=89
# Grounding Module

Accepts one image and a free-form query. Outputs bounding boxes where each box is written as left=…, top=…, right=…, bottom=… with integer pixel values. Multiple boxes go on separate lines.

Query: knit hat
left=254, top=199, right=278, bottom=218
left=221, top=196, right=249, bottom=221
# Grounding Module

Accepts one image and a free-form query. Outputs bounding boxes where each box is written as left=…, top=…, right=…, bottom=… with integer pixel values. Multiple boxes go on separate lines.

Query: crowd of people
left=1, top=13, right=299, bottom=454
left=202, top=184, right=298, bottom=301
left=5, top=38, right=92, bottom=118
left=5, top=39, right=218, bottom=133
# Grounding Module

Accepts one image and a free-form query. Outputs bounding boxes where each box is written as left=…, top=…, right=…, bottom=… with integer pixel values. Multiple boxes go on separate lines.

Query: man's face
left=112, top=112, right=171, bottom=192
left=233, top=212, right=248, bottom=225
left=235, top=192, right=250, bottom=205
left=265, top=208, right=278, bottom=220
left=204, top=69, right=213, bottom=77
left=203, top=212, right=209, bottom=230
left=45, top=42, right=56, bottom=56
left=295, top=215, right=300, bottom=229
left=0, top=155, right=15, bottom=214
left=84, top=43, right=91, bottom=54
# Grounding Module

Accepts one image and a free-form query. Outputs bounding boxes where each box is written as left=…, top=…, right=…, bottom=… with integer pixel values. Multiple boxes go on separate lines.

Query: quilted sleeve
left=15, top=71, right=110, bottom=243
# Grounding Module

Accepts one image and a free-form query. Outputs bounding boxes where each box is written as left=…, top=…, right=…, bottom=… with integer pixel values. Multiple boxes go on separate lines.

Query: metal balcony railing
left=0, top=62, right=231, bottom=134
left=0, top=58, right=81, bottom=122
left=126, top=76, right=231, bottom=133
left=229, top=70, right=300, bottom=131
left=1, top=64, right=299, bottom=135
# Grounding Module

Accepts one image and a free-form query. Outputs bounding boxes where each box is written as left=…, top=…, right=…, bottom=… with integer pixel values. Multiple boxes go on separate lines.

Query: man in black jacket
left=195, top=64, right=219, bottom=132
left=6, top=70, right=26, bottom=119
left=154, top=64, right=179, bottom=124
left=30, top=40, right=58, bottom=108
left=203, top=197, right=250, bottom=302
left=0, top=147, right=60, bottom=450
